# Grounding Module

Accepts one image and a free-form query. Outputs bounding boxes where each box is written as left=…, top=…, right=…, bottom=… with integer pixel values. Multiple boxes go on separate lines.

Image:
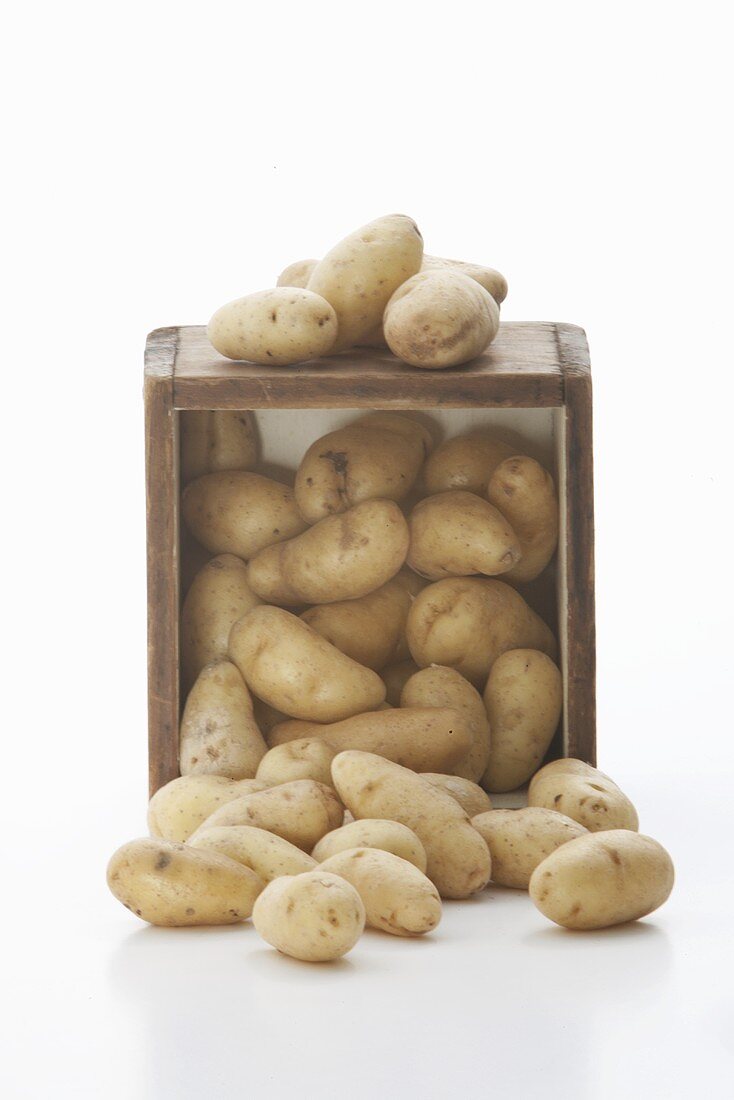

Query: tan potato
left=319, top=848, right=441, bottom=937
left=253, top=871, right=365, bottom=961
left=472, top=808, right=587, bottom=888
left=190, top=779, right=343, bottom=850
left=421, top=432, right=516, bottom=496
left=307, top=214, right=423, bottom=352
left=190, top=825, right=317, bottom=880
left=527, top=758, right=615, bottom=801
left=420, top=774, right=492, bottom=817
left=355, top=412, right=433, bottom=456
left=180, top=410, right=258, bottom=485
left=400, top=665, right=491, bottom=782
left=207, top=287, right=337, bottom=365
left=529, top=831, right=675, bottom=930
left=422, top=255, right=508, bottom=304
left=406, top=577, right=557, bottom=686
left=229, top=606, right=385, bottom=722
left=381, top=659, right=420, bottom=706
left=300, top=575, right=414, bottom=670
left=256, top=738, right=336, bottom=787
left=179, top=660, right=267, bottom=779
left=482, top=649, right=563, bottom=792
left=147, top=775, right=270, bottom=843
left=312, top=819, right=427, bottom=872
left=384, top=270, right=499, bottom=369
left=182, top=472, right=307, bottom=559
left=268, top=706, right=472, bottom=773
left=106, top=838, right=264, bottom=926
left=331, top=751, right=491, bottom=899
left=247, top=500, right=409, bottom=605
left=407, top=490, right=521, bottom=580
left=180, top=554, right=261, bottom=689
left=528, top=772, right=639, bottom=832
left=276, top=258, right=318, bottom=288
left=486, top=457, right=558, bottom=583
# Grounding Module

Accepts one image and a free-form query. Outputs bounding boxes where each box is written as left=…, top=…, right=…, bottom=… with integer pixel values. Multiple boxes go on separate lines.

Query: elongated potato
left=190, top=779, right=343, bottom=850
left=180, top=410, right=258, bottom=484
left=247, top=500, right=409, bottom=605
left=208, top=287, right=337, bottom=365
left=148, top=775, right=270, bottom=843
left=331, top=751, right=491, bottom=899
left=253, top=871, right=365, bottom=961
left=408, top=490, right=521, bottom=580
left=406, top=577, right=557, bottom=686
left=472, top=808, right=587, bottom=888
left=421, top=774, right=492, bottom=817
left=400, top=665, right=491, bottom=782
left=529, top=831, right=674, bottom=930
left=107, top=838, right=264, bottom=926
left=179, top=660, right=267, bottom=779
left=256, top=739, right=336, bottom=787
left=229, top=606, right=386, bottom=721
left=182, top=472, right=307, bottom=559
left=300, top=575, right=414, bottom=670
left=482, top=649, right=562, bottom=792
left=319, top=848, right=441, bottom=936
left=307, top=214, right=423, bottom=352
left=421, top=432, right=516, bottom=496
left=190, top=825, right=317, bottom=880
left=382, top=658, right=420, bottom=706
left=528, top=772, right=639, bottom=832
left=384, top=270, right=499, bottom=369
left=276, top=258, right=318, bottom=288
left=268, top=706, right=472, bottom=773
left=181, top=554, right=262, bottom=689
left=312, top=819, right=427, bottom=872
left=422, top=255, right=508, bottom=304
left=527, top=758, right=616, bottom=801
left=487, top=457, right=558, bottom=583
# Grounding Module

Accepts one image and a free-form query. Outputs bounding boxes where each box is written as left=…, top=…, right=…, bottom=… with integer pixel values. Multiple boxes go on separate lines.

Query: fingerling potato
left=312, top=819, right=427, bottom=871
left=208, top=288, right=337, bottom=365
left=180, top=554, right=261, bottom=689
left=400, top=665, right=491, bottom=782
left=182, top=472, right=307, bottom=559
left=472, top=808, right=587, bottom=888
left=191, top=779, right=343, bottom=850
left=421, top=432, right=516, bottom=496
left=407, top=490, right=521, bottom=580
left=179, top=659, right=267, bottom=779
left=180, top=410, right=258, bottom=484
left=147, top=775, right=270, bottom=843
left=190, top=825, right=318, bottom=880
left=319, top=848, right=441, bottom=936
left=487, top=457, right=558, bottom=583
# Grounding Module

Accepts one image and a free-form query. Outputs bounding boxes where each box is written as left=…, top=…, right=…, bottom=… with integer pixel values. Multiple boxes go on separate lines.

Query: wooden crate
left=144, top=322, right=595, bottom=797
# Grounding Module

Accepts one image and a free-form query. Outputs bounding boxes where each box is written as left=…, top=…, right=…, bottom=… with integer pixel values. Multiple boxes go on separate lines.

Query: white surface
left=3, top=1, right=733, bottom=1097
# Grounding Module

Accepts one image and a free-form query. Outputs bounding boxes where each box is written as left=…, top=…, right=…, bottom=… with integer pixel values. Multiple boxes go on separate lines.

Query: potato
left=420, top=774, right=492, bottom=817
left=179, top=660, right=267, bottom=779
left=247, top=499, right=409, bottom=605
left=300, top=575, right=414, bottom=670
left=180, top=554, right=261, bottom=689
left=482, top=649, right=563, bottom=792
left=253, top=871, right=366, bottom=961
left=486, top=457, right=558, bottom=583
left=422, top=255, right=508, bottom=304
left=294, top=420, right=428, bottom=524
left=190, top=825, right=317, bottom=880
left=472, top=808, right=587, bottom=888
left=355, top=412, right=433, bottom=456
left=256, top=738, right=336, bottom=787
left=529, top=830, right=674, bottom=930
left=319, top=848, right=441, bottom=936
left=207, top=287, right=337, bottom=365
left=107, top=837, right=264, bottom=926
left=276, top=258, right=318, bottom=288
left=182, top=472, right=307, bottom=559
left=407, top=490, right=521, bottom=580
left=421, top=432, right=516, bottom=496
left=268, top=706, right=472, bottom=773
left=311, top=819, right=427, bottom=872
left=190, top=779, right=343, bottom=850
left=147, top=775, right=270, bottom=843
left=229, top=606, right=386, bottom=721
left=331, top=751, right=491, bottom=899
left=528, top=772, right=639, bottom=832
left=400, top=665, right=491, bottom=782
left=527, top=758, right=615, bottom=801
left=406, top=577, right=557, bottom=686
left=307, top=214, right=423, bottom=352
left=180, top=410, right=258, bottom=484
left=180, top=529, right=212, bottom=595
left=382, top=658, right=420, bottom=706
left=384, top=270, right=499, bottom=369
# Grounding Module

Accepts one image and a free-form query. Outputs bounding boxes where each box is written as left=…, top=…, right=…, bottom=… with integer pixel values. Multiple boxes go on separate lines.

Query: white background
left=2, top=1, right=733, bottom=1097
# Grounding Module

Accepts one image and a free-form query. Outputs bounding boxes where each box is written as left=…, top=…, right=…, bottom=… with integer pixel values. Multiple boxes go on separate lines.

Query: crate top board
left=145, top=322, right=590, bottom=409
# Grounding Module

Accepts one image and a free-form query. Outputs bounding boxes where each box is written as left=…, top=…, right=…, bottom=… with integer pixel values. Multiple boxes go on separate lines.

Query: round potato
left=253, top=871, right=366, bottom=962
left=421, top=432, right=516, bottom=496
left=422, top=255, right=508, bottom=304
left=528, top=772, right=639, bottom=832
left=182, top=471, right=307, bottom=559
left=307, top=214, right=424, bottom=352
left=400, top=665, right=491, bottom=782
left=384, top=270, right=499, bottom=369
left=319, top=848, right=441, bottom=937
left=180, top=410, right=258, bottom=484
left=407, top=490, right=521, bottom=580
left=276, top=258, right=318, bottom=288
left=147, top=775, right=270, bottom=843
left=529, top=830, right=674, bottom=930
left=190, top=779, right=343, bottom=850
left=482, top=649, right=563, bottom=792
left=472, top=808, right=587, bottom=888
left=300, top=575, right=414, bottom=671
left=179, top=659, right=267, bottom=779
left=107, top=837, right=264, bottom=926
left=312, top=819, right=427, bottom=872
left=190, top=825, right=317, bottom=880
left=229, top=606, right=386, bottom=722
left=406, top=577, right=557, bottom=687
left=207, top=287, right=337, bottom=365
left=256, top=738, right=336, bottom=787
left=420, top=774, right=492, bottom=817
left=527, top=758, right=615, bottom=801
left=486, top=457, right=558, bottom=583
left=180, top=554, right=261, bottom=690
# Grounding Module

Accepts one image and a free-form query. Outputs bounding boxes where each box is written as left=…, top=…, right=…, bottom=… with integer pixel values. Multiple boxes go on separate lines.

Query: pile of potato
left=108, top=409, right=674, bottom=959
left=207, top=213, right=506, bottom=369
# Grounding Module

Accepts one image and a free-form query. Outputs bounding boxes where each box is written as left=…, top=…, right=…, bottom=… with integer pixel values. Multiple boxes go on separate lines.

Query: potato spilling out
left=252, top=871, right=366, bottom=961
